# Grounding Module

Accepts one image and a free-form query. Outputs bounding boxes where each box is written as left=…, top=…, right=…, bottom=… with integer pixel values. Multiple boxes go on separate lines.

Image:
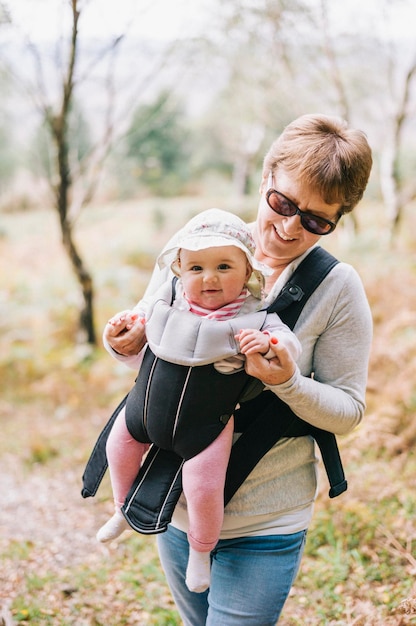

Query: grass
left=1, top=197, right=416, bottom=624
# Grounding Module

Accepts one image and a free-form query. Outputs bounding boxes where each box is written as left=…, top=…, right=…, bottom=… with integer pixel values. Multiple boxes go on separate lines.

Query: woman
left=104, top=114, right=373, bottom=625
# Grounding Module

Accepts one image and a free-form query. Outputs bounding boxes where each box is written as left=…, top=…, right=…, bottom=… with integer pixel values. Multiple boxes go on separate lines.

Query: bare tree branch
left=319, top=0, right=350, bottom=122
left=381, top=53, right=416, bottom=239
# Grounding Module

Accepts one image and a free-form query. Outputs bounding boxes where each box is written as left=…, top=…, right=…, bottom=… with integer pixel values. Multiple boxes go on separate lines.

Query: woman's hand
left=104, top=311, right=147, bottom=356
left=244, top=337, right=296, bottom=386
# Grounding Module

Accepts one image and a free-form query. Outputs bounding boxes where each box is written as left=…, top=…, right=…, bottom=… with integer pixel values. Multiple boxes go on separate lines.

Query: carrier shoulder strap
left=224, top=245, right=345, bottom=504
left=81, top=394, right=128, bottom=498
left=266, top=245, right=339, bottom=321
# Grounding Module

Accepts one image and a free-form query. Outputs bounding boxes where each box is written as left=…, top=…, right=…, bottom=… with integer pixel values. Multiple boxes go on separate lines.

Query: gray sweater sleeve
left=265, top=262, right=372, bottom=435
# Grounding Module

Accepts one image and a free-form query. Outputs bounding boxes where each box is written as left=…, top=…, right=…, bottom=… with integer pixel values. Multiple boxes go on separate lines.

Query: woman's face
left=255, top=169, right=341, bottom=268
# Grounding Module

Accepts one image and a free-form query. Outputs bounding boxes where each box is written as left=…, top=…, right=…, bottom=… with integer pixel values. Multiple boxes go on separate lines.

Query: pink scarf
left=186, top=288, right=248, bottom=320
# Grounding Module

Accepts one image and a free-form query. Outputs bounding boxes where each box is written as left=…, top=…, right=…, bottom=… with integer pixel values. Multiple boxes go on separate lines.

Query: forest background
left=1, top=0, right=416, bottom=624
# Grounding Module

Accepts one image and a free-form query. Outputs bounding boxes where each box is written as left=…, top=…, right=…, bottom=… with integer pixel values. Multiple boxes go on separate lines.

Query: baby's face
left=179, top=245, right=251, bottom=311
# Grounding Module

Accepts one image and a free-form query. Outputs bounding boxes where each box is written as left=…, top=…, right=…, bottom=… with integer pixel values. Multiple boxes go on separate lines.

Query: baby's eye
left=218, top=263, right=231, bottom=270
left=190, top=265, right=203, bottom=272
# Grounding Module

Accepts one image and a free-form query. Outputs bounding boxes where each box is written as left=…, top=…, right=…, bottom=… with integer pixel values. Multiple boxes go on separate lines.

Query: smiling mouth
left=274, top=226, right=295, bottom=241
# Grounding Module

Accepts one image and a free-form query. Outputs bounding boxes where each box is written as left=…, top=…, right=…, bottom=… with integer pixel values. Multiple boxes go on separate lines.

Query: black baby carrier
left=82, top=246, right=347, bottom=534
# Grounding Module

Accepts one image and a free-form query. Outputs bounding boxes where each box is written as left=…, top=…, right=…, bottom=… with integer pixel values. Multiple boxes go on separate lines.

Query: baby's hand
left=244, top=336, right=295, bottom=385
left=105, top=310, right=145, bottom=338
left=236, top=328, right=272, bottom=356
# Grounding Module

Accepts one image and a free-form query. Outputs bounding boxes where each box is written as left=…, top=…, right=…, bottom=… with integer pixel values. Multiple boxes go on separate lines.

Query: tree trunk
left=61, top=218, right=96, bottom=345
left=53, top=109, right=96, bottom=345
left=48, top=1, right=96, bottom=345
left=380, top=143, right=402, bottom=241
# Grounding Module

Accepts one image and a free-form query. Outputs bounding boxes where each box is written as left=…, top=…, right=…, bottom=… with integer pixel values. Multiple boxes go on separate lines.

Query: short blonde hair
left=263, top=114, right=372, bottom=214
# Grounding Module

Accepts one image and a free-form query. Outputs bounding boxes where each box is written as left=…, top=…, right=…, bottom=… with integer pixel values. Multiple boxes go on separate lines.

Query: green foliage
left=25, top=439, right=60, bottom=465
left=125, top=90, right=191, bottom=195
left=4, top=536, right=182, bottom=625
left=2, top=539, right=34, bottom=561
left=0, top=121, right=16, bottom=192
left=31, top=99, right=92, bottom=181
left=12, top=603, right=55, bottom=625
left=0, top=76, right=18, bottom=195
left=292, top=463, right=416, bottom=622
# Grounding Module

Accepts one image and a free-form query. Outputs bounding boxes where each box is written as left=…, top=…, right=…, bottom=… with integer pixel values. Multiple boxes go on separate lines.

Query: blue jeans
left=157, top=525, right=307, bottom=626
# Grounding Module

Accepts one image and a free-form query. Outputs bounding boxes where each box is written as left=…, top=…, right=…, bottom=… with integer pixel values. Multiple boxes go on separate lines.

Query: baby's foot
left=185, top=548, right=211, bottom=593
left=96, top=510, right=130, bottom=543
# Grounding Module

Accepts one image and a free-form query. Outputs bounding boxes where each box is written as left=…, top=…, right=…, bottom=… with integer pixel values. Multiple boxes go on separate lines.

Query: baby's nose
left=203, top=270, right=218, bottom=282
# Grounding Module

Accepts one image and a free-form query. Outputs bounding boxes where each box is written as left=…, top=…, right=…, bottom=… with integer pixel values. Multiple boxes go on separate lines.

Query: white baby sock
left=96, top=510, right=130, bottom=543
left=185, top=547, right=211, bottom=593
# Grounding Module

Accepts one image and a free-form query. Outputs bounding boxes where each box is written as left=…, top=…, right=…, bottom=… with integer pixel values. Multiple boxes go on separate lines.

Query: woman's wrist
left=111, top=347, right=128, bottom=356
left=264, top=366, right=299, bottom=391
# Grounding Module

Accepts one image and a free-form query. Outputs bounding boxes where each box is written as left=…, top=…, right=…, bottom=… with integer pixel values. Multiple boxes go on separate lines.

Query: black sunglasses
left=265, top=188, right=338, bottom=236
